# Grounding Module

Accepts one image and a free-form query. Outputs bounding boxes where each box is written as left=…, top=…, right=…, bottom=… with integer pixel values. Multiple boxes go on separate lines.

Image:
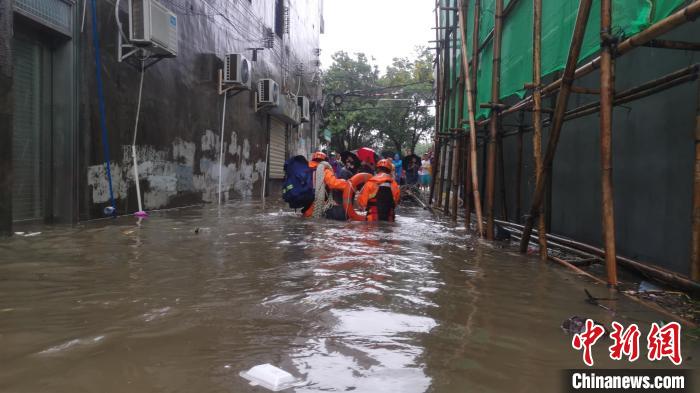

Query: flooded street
left=0, top=203, right=697, bottom=393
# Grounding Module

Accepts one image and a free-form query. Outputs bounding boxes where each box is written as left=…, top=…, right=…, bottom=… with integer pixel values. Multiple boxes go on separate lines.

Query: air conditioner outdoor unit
left=129, top=0, right=178, bottom=57
left=297, top=96, right=310, bottom=122
left=258, top=79, right=280, bottom=106
left=223, top=54, right=252, bottom=89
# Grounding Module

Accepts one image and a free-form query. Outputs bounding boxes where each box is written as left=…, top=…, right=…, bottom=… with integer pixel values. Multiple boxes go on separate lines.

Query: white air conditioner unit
left=129, top=0, right=178, bottom=57
left=258, top=79, right=280, bottom=106
left=223, top=54, right=252, bottom=89
left=297, top=96, right=310, bottom=122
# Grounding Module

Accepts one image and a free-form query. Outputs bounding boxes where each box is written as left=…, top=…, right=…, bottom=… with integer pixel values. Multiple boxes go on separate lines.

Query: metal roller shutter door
left=269, top=119, right=286, bottom=180
left=12, top=37, right=44, bottom=221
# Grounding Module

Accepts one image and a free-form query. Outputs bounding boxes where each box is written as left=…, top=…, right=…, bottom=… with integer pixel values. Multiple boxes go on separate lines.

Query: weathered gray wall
left=0, top=0, right=322, bottom=227
left=495, top=21, right=700, bottom=275
left=78, top=0, right=323, bottom=219
left=0, top=1, right=12, bottom=235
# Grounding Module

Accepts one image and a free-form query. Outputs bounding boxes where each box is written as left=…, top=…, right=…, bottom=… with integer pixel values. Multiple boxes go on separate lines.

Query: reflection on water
left=0, top=202, right=696, bottom=392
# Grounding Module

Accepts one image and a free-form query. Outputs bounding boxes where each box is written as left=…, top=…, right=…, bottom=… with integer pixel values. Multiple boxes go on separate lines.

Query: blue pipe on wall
left=90, top=0, right=117, bottom=215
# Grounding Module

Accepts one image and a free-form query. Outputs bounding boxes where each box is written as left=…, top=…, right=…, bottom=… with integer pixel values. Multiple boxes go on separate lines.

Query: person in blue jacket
left=393, top=153, right=403, bottom=184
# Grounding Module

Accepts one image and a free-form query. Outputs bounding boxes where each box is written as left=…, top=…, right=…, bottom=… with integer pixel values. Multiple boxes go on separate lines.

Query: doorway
left=12, top=34, right=52, bottom=222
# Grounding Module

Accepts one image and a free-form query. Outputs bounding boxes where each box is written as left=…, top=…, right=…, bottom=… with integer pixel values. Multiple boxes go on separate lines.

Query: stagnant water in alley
left=0, top=202, right=697, bottom=392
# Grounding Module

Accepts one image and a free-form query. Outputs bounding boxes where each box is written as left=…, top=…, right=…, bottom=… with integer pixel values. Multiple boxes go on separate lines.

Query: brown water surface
left=0, top=202, right=696, bottom=392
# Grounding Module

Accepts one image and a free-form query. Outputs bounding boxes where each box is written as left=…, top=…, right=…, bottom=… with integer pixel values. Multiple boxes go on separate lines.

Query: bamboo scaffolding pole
left=429, top=0, right=443, bottom=205
left=464, top=134, right=473, bottom=223
left=531, top=0, right=547, bottom=260
left=600, top=0, right=618, bottom=287
left=437, top=18, right=452, bottom=209
left=642, top=39, right=700, bottom=51
left=451, top=79, right=465, bottom=221
left=485, top=0, right=504, bottom=240
left=471, top=0, right=480, bottom=107
left=429, top=137, right=441, bottom=204
left=563, top=68, right=699, bottom=121
left=693, top=79, right=700, bottom=281
left=444, top=9, right=458, bottom=215
left=497, top=223, right=698, bottom=328
left=497, top=219, right=700, bottom=294
left=519, top=0, right=593, bottom=252
left=570, top=86, right=601, bottom=95
left=480, top=0, right=700, bottom=124
left=443, top=128, right=454, bottom=215
left=499, top=66, right=699, bottom=138
left=436, top=141, right=447, bottom=207
left=458, top=0, right=484, bottom=236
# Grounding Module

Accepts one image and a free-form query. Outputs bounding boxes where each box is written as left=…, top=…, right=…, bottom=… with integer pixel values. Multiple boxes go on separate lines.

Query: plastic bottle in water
left=103, top=206, right=116, bottom=216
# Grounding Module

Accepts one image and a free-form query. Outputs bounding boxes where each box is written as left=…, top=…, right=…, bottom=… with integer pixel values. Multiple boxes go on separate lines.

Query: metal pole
left=519, top=0, right=594, bottom=251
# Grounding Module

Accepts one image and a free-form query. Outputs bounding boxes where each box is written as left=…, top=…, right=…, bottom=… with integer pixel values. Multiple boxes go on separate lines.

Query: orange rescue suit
left=303, top=161, right=348, bottom=217
left=357, top=173, right=400, bottom=221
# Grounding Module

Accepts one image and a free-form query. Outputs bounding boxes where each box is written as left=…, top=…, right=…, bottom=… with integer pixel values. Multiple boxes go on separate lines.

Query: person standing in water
left=302, top=152, right=349, bottom=220
left=358, top=159, right=401, bottom=222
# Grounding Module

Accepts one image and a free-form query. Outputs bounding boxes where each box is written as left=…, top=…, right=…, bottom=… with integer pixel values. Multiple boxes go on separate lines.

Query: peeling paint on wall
left=87, top=133, right=266, bottom=209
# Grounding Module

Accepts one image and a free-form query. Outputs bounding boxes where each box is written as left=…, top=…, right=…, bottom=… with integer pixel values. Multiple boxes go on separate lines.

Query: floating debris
left=561, top=316, right=609, bottom=336
left=239, top=363, right=300, bottom=391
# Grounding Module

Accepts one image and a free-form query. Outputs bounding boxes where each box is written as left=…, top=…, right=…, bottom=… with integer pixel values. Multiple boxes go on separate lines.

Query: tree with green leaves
left=321, top=48, right=435, bottom=155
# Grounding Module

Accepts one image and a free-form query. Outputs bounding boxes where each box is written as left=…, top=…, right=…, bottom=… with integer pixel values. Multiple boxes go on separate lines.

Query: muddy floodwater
left=0, top=202, right=697, bottom=392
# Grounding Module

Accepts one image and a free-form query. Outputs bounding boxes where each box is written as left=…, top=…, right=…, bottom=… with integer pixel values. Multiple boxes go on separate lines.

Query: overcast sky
left=320, top=1, right=435, bottom=73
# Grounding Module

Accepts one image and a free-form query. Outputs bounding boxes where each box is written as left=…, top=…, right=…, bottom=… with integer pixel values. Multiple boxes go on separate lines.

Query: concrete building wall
left=2, top=0, right=323, bottom=229
left=0, top=1, right=12, bottom=235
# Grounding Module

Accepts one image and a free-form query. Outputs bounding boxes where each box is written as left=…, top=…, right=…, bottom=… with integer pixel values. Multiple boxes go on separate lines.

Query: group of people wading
left=282, top=151, right=400, bottom=222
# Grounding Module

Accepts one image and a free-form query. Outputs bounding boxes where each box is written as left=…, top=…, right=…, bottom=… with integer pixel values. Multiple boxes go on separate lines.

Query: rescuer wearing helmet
left=357, top=159, right=401, bottom=222
left=303, top=151, right=349, bottom=220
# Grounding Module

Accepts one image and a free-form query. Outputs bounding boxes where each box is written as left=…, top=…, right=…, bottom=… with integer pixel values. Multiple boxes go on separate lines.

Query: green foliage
left=321, top=48, right=435, bottom=155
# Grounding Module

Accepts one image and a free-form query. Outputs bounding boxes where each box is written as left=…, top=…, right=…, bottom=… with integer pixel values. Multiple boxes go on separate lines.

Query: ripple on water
left=0, top=202, right=696, bottom=393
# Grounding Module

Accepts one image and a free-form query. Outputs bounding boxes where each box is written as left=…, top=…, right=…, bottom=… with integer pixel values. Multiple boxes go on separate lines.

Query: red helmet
left=311, top=151, right=327, bottom=161
left=376, top=159, right=394, bottom=172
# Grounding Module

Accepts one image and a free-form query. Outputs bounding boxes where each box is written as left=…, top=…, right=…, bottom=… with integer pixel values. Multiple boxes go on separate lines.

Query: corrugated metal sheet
left=12, top=37, right=43, bottom=221
left=269, top=119, right=286, bottom=180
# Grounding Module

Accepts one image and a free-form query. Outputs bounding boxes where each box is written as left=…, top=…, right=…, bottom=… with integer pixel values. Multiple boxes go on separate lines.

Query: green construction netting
left=439, top=0, right=688, bottom=121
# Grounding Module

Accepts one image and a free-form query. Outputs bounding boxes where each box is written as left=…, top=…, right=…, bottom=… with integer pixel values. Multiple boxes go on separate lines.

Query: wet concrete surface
left=0, top=202, right=697, bottom=392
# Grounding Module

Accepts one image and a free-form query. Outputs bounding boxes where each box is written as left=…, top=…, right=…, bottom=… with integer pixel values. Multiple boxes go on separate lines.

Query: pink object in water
left=134, top=210, right=149, bottom=218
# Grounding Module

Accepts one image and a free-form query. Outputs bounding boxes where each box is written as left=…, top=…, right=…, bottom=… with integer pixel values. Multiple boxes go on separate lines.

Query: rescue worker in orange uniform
left=303, top=151, right=349, bottom=220
left=357, top=159, right=401, bottom=222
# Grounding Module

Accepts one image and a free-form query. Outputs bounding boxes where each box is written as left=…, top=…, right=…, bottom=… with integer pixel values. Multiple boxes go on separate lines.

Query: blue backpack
left=282, top=155, right=315, bottom=209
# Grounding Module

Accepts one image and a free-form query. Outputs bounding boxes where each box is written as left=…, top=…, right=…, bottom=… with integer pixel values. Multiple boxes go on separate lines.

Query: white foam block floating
left=239, top=363, right=299, bottom=392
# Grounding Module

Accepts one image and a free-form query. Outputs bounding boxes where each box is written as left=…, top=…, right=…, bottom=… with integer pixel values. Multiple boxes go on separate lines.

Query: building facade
left=0, top=0, right=324, bottom=234
left=432, top=0, right=700, bottom=279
